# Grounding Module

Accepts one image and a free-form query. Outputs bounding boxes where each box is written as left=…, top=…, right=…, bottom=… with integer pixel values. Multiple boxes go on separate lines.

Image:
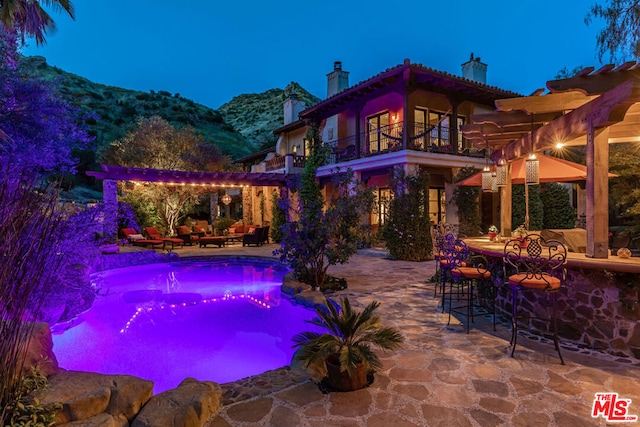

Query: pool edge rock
left=131, top=377, right=222, bottom=427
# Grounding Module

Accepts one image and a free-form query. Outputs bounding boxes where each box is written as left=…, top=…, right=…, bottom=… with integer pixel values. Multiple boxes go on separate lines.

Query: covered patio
left=87, top=164, right=292, bottom=241
left=461, top=65, right=640, bottom=259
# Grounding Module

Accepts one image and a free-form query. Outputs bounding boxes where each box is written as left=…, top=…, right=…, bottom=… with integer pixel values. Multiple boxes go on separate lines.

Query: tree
left=102, top=116, right=229, bottom=235
left=586, top=0, right=640, bottom=62
left=512, top=184, right=543, bottom=231
left=0, top=0, right=74, bottom=45
left=0, top=23, right=95, bottom=424
left=277, top=132, right=374, bottom=289
left=609, top=143, right=640, bottom=234
left=1, top=28, right=90, bottom=174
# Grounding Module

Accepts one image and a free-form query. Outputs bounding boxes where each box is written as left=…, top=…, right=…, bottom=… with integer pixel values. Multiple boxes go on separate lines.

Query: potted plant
left=513, top=224, right=528, bottom=247
left=292, top=297, right=404, bottom=392
left=488, top=225, right=498, bottom=241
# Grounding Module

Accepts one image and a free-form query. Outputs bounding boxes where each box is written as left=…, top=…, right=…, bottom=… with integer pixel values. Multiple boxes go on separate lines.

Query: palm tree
left=0, top=0, right=74, bottom=44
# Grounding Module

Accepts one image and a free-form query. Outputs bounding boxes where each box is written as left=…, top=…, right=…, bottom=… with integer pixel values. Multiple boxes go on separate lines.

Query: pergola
left=87, top=164, right=291, bottom=241
left=461, top=64, right=640, bottom=259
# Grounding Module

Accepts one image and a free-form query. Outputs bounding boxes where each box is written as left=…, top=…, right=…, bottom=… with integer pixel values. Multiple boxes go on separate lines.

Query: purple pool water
left=52, top=257, right=316, bottom=393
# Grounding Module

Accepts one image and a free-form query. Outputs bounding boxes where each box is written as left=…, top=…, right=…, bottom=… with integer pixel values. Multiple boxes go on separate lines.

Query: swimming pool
left=52, top=257, right=317, bottom=393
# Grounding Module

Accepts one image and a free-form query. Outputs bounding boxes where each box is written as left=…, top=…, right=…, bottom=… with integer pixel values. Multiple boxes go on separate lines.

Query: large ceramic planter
left=325, top=354, right=367, bottom=392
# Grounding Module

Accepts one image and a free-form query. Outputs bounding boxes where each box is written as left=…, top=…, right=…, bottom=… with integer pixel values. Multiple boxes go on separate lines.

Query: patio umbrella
left=456, top=154, right=616, bottom=186
left=457, top=154, right=617, bottom=230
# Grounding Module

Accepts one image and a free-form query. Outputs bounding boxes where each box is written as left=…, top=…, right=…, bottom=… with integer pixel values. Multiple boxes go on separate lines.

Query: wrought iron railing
left=323, top=121, right=485, bottom=165
left=265, top=155, right=285, bottom=171
left=265, top=154, right=306, bottom=172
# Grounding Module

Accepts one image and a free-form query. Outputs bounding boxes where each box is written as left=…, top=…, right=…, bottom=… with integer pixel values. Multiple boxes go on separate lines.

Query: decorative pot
left=325, top=354, right=367, bottom=392
left=516, top=237, right=528, bottom=249
left=617, top=247, right=632, bottom=259
left=488, top=232, right=497, bottom=241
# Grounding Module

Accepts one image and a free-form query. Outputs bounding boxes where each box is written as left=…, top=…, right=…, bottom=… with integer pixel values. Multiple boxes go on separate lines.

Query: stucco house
left=251, top=55, right=521, bottom=230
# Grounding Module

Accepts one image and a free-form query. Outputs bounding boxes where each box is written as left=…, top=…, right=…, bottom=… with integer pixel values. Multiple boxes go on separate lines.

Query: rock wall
left=493, top=268, right=640, bottom=359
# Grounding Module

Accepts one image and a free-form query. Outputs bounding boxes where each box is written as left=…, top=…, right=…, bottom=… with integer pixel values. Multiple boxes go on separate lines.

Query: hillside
left=19, top=55, right=255, bottom=159
left=219, top=82, right=321, bottom=151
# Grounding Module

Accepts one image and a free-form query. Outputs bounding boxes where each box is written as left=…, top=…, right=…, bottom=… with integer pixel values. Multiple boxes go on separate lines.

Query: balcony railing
left=265, top=154, right=306, bottom=172
left=323, top=121, right=485, bottom=165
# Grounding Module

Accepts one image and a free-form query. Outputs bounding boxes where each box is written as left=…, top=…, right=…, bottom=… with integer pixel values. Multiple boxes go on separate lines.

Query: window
left=429, top=188, right=446, bottom=224
left=367, top=111, right=390, bottom=153
left=414, top=108, right=465, bottom=151
left=371, top=188, right=391, bottom=226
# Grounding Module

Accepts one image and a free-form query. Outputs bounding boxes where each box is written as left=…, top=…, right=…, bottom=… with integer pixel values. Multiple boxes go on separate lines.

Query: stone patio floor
left=171, top=243, right=640, bottom=426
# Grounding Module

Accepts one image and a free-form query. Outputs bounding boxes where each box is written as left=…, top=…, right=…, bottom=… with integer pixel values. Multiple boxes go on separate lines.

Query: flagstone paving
left=173, top=244, right=640, bottom=426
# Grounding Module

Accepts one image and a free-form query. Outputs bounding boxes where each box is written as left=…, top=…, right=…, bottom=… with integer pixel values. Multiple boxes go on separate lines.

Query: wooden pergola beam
left=495, top=91, right=598, bottom=114
left=491, top=80, right=637, bottom=163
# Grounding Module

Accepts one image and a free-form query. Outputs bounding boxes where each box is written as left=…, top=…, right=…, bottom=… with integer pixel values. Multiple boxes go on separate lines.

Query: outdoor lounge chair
left=176, top=225, right=199, bottom=246
left=121, top=227, right=164, bottom=249
left=144, top=227, right=184, bottom=250
left=242, top=227, right=264, bottom=247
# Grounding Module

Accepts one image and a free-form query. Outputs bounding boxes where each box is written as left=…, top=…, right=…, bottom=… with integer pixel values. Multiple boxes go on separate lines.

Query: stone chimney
left=283, top=92, right=306, bottom=125
left=461, top=53, right=487, bottom=84
left=327, top=61, right=349, bottom=98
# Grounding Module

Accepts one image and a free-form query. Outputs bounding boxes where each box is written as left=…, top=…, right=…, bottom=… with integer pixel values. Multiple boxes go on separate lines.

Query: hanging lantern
left=221, top=194, right=232, bottom=205
left=496, top=158, right=508, bottom=186
left=525, top=154, right=539, bottom=185
left=481, top=166, right=493, bottom=192
left=491, top=172, right=498, bottom=193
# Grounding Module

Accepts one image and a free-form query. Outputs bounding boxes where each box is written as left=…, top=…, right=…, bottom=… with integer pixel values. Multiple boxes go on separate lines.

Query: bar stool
left=503, top=234, right=568, bottom=364
left=446, top=239, right=492, bottom=333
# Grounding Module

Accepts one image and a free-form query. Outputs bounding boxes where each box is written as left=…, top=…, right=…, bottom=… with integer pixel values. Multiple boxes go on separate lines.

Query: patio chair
left=121, top=227, right=165, bottom=249
left=176, top=225, right=199, bottom=246
left=503, top=234, right=568, bottom=364
left=242, top=227, right=264, bottom=247
left=144, top=227, right=184, bottom=250
left=260, top=225, right=270, bottom=245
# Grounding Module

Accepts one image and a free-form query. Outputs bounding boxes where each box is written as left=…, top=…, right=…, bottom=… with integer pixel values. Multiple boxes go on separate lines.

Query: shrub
left=541, top=183, right=576, bottom=229
left=382, top=167, right=432, bottom=261
left=452, top=167, right=482, bottom=237
left=270, top=191, right=286, bottom=243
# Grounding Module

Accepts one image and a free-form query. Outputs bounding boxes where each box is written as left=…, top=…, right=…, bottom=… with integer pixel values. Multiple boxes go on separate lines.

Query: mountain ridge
left=19, top=55, right=319, bottom=162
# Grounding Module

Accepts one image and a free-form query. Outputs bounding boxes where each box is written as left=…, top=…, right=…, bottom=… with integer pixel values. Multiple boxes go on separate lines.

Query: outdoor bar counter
left=464, top=236, right=640, bottom=274
left=462, top=236, right=640, bottom=360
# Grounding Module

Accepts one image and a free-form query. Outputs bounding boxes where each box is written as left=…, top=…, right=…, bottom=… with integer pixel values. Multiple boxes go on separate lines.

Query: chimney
left=461, top=53, right=487, bottom=84
left=283, top=92, right=305, bottom=125
left=327, top=61, right=349, bottom=98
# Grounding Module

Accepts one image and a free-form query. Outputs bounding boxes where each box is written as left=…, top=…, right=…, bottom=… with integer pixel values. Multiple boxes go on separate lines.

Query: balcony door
left=367, top=112, right=390, bottom=153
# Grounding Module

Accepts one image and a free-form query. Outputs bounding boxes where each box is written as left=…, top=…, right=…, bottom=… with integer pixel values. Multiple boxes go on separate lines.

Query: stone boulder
left=280, top=272, right=312, bottom=295
left=62, top=412, right=128, bottom=427
left=132, top=378, right=222, bottom=427
left=23, top=322, right=61, bottom=377
left=39, top=371, right=153, bottom=424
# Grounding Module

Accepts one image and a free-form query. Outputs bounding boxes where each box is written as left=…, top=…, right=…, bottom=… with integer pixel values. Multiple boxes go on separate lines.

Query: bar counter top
left=464, top=236, right=640, bottom=274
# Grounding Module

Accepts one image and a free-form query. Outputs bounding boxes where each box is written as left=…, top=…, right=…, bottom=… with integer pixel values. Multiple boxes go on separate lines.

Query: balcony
left=324, top=121, right=486, bottom=165
left=265, top=154, right=306, bottom=173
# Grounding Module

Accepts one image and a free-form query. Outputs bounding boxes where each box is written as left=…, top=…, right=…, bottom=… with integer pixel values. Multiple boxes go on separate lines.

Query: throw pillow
left=128, top=234, right=145, bottom=241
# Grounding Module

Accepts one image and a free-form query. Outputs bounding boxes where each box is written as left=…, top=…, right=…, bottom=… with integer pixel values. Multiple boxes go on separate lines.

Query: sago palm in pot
left=293, top=297, right=404, bottom=391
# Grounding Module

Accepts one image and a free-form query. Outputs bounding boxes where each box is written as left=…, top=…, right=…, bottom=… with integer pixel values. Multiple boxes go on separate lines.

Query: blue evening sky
left=22, top=0, right=606, bottom=110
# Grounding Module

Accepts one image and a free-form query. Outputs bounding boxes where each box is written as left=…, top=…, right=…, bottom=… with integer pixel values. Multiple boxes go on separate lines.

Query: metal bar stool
left=447, top=239, right=492, bottom=333
left=503, top=234, right=568, bottom=364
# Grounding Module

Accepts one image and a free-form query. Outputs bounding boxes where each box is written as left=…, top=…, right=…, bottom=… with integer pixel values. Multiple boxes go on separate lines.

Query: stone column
left=103, top=179, right=118, bottom=242
left=210, top=192, right=218, bottom=227
left=242, top=187, right=253, bottom=225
